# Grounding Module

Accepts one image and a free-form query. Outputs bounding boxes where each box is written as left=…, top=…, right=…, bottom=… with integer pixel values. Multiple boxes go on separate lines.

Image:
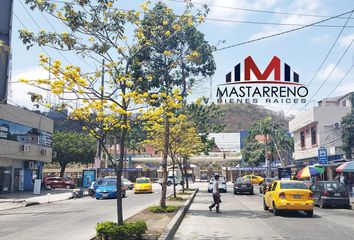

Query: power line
left=46, top=0, right=354, bottom=28
left=324, top=63, right=354, bottom=99
left=214, top=9, right=354, bottom=52
left=284, top=9, right=354, bottom=115
left=294, top=34, right=354, bottom=116
left=38, top=9, right=96, bottom=69
left=169, top=0, right=354, bottom=20
left=18, top=0, right=73, bottom=65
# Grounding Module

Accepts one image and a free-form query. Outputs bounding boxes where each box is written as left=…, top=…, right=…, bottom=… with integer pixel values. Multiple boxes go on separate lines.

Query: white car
left=167, top=176, right=184, bottom=186
left=208, top=176, right=227, bottom=193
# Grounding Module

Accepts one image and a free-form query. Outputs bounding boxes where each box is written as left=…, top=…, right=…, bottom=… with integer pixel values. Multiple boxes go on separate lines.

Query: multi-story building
left=0, top=104, right=53, bottom=193
left=289, top=92, right=352, bottom=171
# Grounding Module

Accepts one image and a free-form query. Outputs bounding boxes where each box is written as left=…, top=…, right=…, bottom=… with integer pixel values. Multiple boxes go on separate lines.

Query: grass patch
left=178, top=192, right=192, bottom=195
left=148, top=205, right=179, bottom=213
left=168, top=196, right=184, bottom=201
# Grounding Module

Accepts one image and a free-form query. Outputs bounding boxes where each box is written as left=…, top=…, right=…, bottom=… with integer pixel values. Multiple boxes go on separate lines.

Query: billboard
left=0, top=0, right=13, bottom=102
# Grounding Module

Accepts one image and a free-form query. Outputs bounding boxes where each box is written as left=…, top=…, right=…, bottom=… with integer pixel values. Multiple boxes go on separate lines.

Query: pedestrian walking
left=340, top=173, right=345, bottom=184
left=209, top=175, right=221, bottom=213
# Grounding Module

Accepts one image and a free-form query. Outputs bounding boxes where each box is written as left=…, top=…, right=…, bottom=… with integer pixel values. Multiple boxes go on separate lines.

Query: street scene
left=1, top=0, right=354, bottom=240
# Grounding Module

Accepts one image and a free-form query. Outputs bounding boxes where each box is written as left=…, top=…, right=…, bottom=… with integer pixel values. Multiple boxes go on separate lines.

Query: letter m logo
left=244, top=56, right=281, bottom=81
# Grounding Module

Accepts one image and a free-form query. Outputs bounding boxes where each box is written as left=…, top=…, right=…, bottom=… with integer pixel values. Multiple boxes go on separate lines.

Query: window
left=300, top=131, right=305, bottom=148
left=311, top=126, right=317, bottom=145
left=271, top=182, right=277, bottom=191
left=280, top=182, right=307, bottom=189
left=0, top=119, right=52, bottom=147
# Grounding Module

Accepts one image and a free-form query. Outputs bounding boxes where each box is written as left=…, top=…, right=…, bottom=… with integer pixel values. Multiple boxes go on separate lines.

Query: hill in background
left=214, top=104, right=292, bottom=132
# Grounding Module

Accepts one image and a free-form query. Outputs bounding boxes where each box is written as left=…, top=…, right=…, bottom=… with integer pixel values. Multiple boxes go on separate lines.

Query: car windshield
left=236, top=178, right=250, bottom=183
left=265, top=178, right=274, bottom=183
left=137, top=179, right=150, bottom=184
left=280, top=182, right=308, bottom=189
left=101, top=181, right=116, bottom=187
left=210, top=176, right=225, bottom=182
left=325, top=182, right=345, bottom=191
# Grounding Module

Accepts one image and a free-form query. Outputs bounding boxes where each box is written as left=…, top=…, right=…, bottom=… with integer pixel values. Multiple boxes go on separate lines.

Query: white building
left=289, top=92, right=352, bottom=167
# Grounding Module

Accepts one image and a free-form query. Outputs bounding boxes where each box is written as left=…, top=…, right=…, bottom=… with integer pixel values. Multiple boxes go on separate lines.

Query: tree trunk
left=59, top=162, right=67, bottom=177
left=172, top=161, right=176, bottom=198
left=117, top=128, right=126, bottom=225
left=183, top=157, right=189, bottom=190
left=160, top=115, right=169, bottom=208
left=178, top=161, right=185, bottom=193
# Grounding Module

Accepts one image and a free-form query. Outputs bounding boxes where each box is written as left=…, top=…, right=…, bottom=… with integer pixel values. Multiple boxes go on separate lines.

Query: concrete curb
left=158, top=188, right=199, bottom=240
left=24, top=201, right=40, bottom=207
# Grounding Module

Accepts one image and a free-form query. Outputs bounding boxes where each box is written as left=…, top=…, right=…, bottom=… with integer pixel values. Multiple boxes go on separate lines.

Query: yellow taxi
left=134, top=177, right=153, bottom=194
left=242, top=175, right=264, bottom=185
left=263, top=180, right=314, bottom=217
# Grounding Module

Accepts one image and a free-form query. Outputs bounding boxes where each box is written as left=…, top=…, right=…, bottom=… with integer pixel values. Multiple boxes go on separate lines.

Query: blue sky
left=9, top=0, right=354, bottom=116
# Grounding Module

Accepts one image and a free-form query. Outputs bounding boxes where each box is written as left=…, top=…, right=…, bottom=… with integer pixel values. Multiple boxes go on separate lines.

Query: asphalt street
left=0, top=183, right=173, bottom=240
left=175, top=182, right=354, bottom=240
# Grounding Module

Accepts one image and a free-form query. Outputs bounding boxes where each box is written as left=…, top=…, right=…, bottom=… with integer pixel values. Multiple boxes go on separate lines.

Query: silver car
left=208, top=176, right=227, bottom=193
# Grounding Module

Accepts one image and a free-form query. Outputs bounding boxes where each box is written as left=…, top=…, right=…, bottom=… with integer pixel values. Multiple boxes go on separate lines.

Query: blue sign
left=83, top=170, right=96, bottom=188
left=318, top=147, right=328, bottom=165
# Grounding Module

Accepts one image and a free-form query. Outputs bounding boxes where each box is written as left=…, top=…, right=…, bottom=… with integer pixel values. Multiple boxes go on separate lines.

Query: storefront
left=0, top=104, right=53, bottom=193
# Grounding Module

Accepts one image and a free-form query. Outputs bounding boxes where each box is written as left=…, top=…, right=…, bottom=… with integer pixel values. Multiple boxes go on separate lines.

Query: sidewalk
left=0, top=189, right=77, bottom=211
left=174, top=190, right=284, bottom=240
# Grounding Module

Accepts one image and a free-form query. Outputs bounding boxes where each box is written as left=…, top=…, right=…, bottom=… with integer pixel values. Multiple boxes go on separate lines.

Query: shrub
left=148, top=205, right=179, bottom=213
left=96, top=221, right=147, bottom=240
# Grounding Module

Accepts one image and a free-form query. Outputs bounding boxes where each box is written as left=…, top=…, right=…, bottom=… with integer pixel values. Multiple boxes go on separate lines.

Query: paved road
left=0, top=183, right=174, bottom=240
left=175, top=182, right=354, bottom=240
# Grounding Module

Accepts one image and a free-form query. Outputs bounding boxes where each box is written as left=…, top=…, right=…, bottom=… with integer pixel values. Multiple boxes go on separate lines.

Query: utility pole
left=96, top=59, right=105, bottom=176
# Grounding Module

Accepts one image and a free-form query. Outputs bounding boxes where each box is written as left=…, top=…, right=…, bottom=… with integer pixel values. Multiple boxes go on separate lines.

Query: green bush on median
left=96, top=220, right=147, bottom=240
left=148, top=205, right=178, bottom=213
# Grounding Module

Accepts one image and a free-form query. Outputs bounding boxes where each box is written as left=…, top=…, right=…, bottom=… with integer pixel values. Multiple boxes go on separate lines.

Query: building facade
left=0, top=104, right=53, bottom=193
left=289, top=92, right=352, bottom=168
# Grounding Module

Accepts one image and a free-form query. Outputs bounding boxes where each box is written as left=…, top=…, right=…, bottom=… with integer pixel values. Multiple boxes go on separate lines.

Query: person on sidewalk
left=209, top=175, right=221, bottom=213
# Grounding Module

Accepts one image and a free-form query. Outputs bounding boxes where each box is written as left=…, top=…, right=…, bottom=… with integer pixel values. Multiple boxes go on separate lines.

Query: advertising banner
left=82, top=170, right=96, bottom=188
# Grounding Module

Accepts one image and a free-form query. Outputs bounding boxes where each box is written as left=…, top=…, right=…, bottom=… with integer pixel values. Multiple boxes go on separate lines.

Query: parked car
left=200, top=174, right=209, bottom=181
left=263, top=180, right=314, bottom=217
left=167, top=176, right=184, bottom=186
left=89, top=178, right=104, bottom=197
left=208, top=176, right=227, bottom=193
left=122, top=177, right=134, bottom=190
left=242, top=175, right=264, bottom=185
left=310, top=181, right=351, bottom=209
left=134, top=177, right=153, bottom=193
left=44, top=177, right=76, bottom=190
left=234, top=177, right=253, bottom=195
left=95, top=179, right=126, bottom=200
left=260, top=178, right=276, bottom=194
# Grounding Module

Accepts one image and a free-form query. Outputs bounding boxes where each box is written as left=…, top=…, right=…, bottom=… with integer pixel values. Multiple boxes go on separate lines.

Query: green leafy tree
left=242, top=117, right=293, bottom=174
left=53, top=131, right=96, bottom=177
left=134, top=2, right=216, bottom=208
left=342, top=93, right=354, bottom=159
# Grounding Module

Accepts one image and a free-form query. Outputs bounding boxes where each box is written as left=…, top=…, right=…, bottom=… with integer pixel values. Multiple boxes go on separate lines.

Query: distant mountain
left=214, top=104, right=292, bottom=132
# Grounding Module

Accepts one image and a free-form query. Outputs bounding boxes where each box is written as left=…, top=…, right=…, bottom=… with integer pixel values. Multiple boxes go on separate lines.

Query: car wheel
left=319, top=198, right=326, bottom=209
left=96, top=197, right=99, bottom=200
left=66, top=185, right=70, bottom=189
left=208, top=189, right=212, bottom=193
left=305, top=210, right=313, bottom=217
left=234, top=191, right=237, bottom=195
left=273, top=202, right=280, bottom=216
left=263, top=198, right=269, bottom=211
left=250, top=190, right=254, bottom=195
left=167, top=181, right=172, bottom=186
left=180, top=181, right=184, bottom=186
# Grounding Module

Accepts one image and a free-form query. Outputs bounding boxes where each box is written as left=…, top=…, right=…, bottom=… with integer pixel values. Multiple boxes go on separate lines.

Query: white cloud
left=317, top=63, right=346, bottom=82
left=9, top=67, right=49, bottom=109
left=310, top=34, right=330, bottom=44
left=339, top=33, right=354, bottom=48
left=249, top=0, right=324, bottom=40
left=207, top=0, right=279, bottom=25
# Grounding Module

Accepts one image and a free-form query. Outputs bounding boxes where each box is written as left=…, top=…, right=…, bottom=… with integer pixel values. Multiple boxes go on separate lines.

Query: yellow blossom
left=165, top=30, right=171, bottom=37
left=163, top=50, right=171, bottom=56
